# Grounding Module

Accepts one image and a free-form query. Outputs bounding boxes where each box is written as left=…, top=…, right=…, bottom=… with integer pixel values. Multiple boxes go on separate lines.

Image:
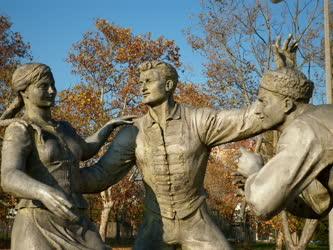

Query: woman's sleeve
left=0, top=121, right=45, bottom=199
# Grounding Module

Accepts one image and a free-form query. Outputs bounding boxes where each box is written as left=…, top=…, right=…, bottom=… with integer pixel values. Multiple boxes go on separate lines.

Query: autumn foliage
left=67, top=19, right=180, bottom=115
left=0, top=16, right=32, bottom=223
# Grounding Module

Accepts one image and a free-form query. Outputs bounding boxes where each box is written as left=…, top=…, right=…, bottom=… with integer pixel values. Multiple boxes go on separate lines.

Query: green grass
left=233, top=243, right=329, bottom=250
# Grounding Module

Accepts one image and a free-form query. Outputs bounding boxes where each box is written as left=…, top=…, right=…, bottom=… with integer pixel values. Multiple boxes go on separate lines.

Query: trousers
left=134, top=203, right=231, bottom=250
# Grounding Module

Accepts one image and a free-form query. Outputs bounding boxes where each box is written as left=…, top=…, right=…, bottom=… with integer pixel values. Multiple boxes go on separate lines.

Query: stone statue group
left=1, top=36, right=332, bottom=250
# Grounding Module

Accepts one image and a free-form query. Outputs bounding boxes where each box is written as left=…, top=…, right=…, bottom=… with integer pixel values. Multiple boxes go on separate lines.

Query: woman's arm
left=78, top=125, right=137, bottom=193
left=81, top=116, right=135, bottom=161
left=1, top=122, right=78, bottom=221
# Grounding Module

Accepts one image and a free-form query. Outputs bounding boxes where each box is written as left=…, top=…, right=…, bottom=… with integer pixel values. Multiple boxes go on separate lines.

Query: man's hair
left=138, top=61, right=179, bottom=92
left=261, top=67, right=314, bottom=103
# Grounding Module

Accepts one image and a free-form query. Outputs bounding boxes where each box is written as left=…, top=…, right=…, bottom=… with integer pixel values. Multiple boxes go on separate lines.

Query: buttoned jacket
left=83, top=103, right=262, bottom=218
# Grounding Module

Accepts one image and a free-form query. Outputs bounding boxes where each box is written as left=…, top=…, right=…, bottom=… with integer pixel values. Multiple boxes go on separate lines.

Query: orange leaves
left=67, top=19, right=181, bottom=116
left=53, top=84, right=108, bottom=135
left=96, top=19, right=132, bottom=47
left=175, top=82, right=214, bottom=108
left=0, top=16, right=32, bottom=108
left=0, top=15, right=32, bottom=222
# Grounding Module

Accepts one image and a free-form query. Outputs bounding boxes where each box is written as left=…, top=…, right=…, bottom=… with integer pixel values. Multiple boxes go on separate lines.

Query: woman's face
left=23, top=74, right=57, bottom=108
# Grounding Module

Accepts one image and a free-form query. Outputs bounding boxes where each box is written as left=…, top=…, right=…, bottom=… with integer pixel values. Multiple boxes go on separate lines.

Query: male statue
left=79, top=60, right=264, bottom=249
left=237, top=36, right=333, bottom=220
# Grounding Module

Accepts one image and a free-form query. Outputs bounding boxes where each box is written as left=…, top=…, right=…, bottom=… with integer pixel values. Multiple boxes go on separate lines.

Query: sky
left=1, top=0, right=205, bottom=91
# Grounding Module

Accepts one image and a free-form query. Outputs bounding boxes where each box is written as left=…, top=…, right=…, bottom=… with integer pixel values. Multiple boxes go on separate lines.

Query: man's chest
left=134, top=118, right=206, bottom=174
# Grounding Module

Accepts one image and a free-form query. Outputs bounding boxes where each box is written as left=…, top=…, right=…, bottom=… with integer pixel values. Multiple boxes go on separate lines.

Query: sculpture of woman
left=0, top=63, right=133, bottom=249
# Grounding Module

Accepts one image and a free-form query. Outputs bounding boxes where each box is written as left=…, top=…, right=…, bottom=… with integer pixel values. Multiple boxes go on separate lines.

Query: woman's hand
left=81, top=115, right=137, bottom=161
left=107, top=115, right=137, bottom=128
left=38, top=186, right=79, bottom=222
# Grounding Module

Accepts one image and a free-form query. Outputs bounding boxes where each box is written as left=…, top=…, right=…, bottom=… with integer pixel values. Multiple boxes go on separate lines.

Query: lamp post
left=324, top=0, right=332, bottom=104
left=323, top=1, right=333, bottom=248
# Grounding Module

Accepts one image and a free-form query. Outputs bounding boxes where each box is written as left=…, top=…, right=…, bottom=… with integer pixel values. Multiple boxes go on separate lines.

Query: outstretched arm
left=1, top=122, right=78, bottom=221
left=78, top=125, right=138, bottom=193
left=80, top=116, right=136, bottom=161
left=236, top=147, right=323, bottom=219
left=243, top=121, right=326, bottom=219
left=198, top=103, right=264, bottom=147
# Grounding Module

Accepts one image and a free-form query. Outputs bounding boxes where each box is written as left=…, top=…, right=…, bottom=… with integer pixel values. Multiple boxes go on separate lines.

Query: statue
left=237, top=36, right=333, bottom=220
left=0, top=63, right=133, bottom=250
left=78, top=61, right=266, bottom=250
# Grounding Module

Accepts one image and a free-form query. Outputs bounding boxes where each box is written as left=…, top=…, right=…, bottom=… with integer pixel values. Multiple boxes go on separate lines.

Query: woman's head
left=12, top=63, right=54, bottom=93
left=1, top=63, right=56, bottom=120
left=15, top=63, right=57, bottom=109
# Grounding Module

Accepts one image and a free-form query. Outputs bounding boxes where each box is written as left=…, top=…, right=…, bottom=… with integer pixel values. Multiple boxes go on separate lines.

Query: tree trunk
left=99, top=188, right=114, bottom=242
left=99, top=206, right=112, bottom=242
left=276, top=230, right=284, bottom=250
left=281, top=210, right=319, bottom=250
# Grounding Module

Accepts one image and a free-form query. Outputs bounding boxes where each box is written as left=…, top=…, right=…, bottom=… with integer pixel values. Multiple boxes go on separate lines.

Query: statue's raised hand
left=273, top=34, right=298, bottom=69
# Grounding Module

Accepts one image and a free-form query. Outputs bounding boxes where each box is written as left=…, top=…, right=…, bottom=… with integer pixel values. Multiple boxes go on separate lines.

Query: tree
left=0, top=15, right=31, bottom=222
left=67, top=18, right=180, bottom=115
left=0, top=15, right=32, bottom=113
left=186, top=0, right=324, bottom=107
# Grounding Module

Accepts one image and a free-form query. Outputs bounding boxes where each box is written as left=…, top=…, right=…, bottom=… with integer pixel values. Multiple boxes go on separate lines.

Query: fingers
left=283, top=34, right=293, bottom=51
left=235, top=188, right=245, bottom=197
left=109, top=115, right=137, bottom=126
left=275, top=35, right=281, bottom=50
left=58, top=206, right=79, bottom=222
left=290, top=41, right=298, bottom=53
left=52, top=203, right=78, bottom=221
left=120, top=115, right=137, bottom=121
left=49, top=192, right=79, bottom=221
left=52, top=195, right=79, bottom=221
left=239, top=146, right=248, bottom=154
left=53, top=194, right=73, bottom=209
left=231, top=172, right=243, bottom=177
left=122, top=120, right=134, bottom=124
left=232, top=178, right=245, bottom=187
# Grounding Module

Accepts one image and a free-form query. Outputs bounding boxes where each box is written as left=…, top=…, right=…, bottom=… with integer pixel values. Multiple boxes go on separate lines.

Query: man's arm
left=197, top=103, right=263, bottom=147
left=244, top=121, right=325, bottom=219
left=78, top=125, right=138, bottom=194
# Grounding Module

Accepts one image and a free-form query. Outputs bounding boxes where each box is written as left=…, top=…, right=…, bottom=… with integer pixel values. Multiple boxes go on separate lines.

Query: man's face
left=139, top=69, right=168, bottom=107
left=254, top=88, right=287, bottom=130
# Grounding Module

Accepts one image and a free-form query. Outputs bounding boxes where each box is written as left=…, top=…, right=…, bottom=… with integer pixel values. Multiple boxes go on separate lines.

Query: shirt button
left=167, top=181, right=171, bottom=185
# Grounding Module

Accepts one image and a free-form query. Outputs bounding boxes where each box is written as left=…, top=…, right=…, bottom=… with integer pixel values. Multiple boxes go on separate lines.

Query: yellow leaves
left=67, top=18, right=181, bottom=116
left=53, top=84, right=108, bottom=135
left=174, top=82, right=214, bottom=108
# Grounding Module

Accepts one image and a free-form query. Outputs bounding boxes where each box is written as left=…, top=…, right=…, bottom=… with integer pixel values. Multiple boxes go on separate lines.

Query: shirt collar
left=145, top=102, right=181, bottom=128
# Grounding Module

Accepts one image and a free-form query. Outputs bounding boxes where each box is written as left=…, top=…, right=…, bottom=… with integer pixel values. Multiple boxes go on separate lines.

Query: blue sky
left=1, top=0, right=205, bottom=91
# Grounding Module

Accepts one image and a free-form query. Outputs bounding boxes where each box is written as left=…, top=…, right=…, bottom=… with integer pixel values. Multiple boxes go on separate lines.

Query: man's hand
left=273, top=34, right=298, bottom=69
left=237, top=147, right=264, bottom=177
left=231, top=172, right=247, bottom=197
